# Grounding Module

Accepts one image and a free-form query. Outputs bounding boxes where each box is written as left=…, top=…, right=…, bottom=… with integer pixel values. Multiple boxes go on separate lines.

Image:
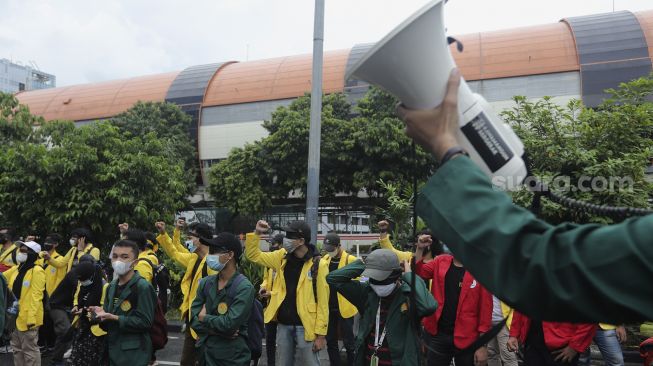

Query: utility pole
left=306, top=0, right=325, bottom=246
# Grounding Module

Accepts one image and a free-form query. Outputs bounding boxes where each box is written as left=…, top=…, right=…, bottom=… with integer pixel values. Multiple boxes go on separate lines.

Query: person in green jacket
left=191, top=232, right=255, bottom=366
left=92, top=239, right=156, bottom=366
left=396, top=68, right=653, bottom=323
left=326, top=248, right=437, bottom=366
left=0, top=272, right=6, bottom=334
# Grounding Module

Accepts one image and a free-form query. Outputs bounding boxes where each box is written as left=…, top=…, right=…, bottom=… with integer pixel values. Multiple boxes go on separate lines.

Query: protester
left=319, top=232, right=357, bottom=366
left=397, top=68, right=653, bottom=322
left=2, top=241, right=46, bottom=366
left=0, top=230, right=18, bottom=271
left=69, top=255, right=107, bottom=366
left=377, top=220, right=412, bottom=262
left=578, top=324, right=627, bottom=366
left=190, top=232, right=255, bottom=366
left=63, top=228, right=100, bottom=273
left=155, top=219, right=216, bottom=366
left=326, top=248, right=437, bottom=365
left=507, top=311, right=596, bottom=366
left=259, top=233, right=284, bottom=366
left=36, top=234, right=66, bottom=355
left=93, top=240, right=156, bottom=366
left=0, top=269, right=6, bottom=332
left=414, top=250, right=492, bottom=366
left=245, top=220, right=327, bottom=366
left=487, top=296, right=517, bottom=366
left=124, top=227, right=159, bottom=284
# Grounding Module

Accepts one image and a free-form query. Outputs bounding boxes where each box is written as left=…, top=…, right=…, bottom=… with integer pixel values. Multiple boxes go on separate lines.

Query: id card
left=370, top=354, right=379, bottom=366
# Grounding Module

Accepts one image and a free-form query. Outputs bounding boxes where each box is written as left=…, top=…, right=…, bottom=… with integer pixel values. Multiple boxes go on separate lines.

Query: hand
left=228, top=330, right=240, bottom=339
left=417, top=234, right=432, bottom=249
left=155, top=221, right=166, bottom=234
left=377, top=220, right=389, bottom=235
left=259, top=288, right=271, bottom=299
left=78, top=237, right=86, bottom=248
left=92, top=306, right=118, bottom=322
left=41, top=251, right=51, bottom=260
left=474, top=346, right=488, bottom=366
left=255, top=220, right=270, bottom=236
left=71, top=306, right=82, bottom=316
left=199, top=305, right=207, bottom=322
left=118, top=223, right=129, bottom=234
left=506, top=337, right=519, bottom=352
left=396, top=68, right=461, bottom=161
left=616, top=325, right=627, bottom=343
left=175, top=218, right=186, bottom=230
left=401, top=259, right=412, bottom=273
left=552, top=346, right=577, bottom=363
left=26, top=235, right=36, bottom=242
left=313, top=335, right=326, bottom=352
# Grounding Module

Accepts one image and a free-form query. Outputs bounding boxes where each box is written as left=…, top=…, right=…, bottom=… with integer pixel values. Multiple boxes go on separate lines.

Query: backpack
left=203, top=274, right=265, bottom=359
left=310, top=255, right=321, bottom=303
left=138, top=255, right=171, bottom=312
left=120, top=277, right=169, bottom=351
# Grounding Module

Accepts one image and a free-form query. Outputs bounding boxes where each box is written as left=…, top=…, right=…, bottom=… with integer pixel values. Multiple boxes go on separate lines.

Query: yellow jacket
left=260, top=267, right=279, bottom=322
left=500, top=301, right=514, bottom=329
left=318, top=252, right=358, bottom=319
left=3, top=265, right=46, bottom=331
left=379, top=236, right=413, bottom=262
left=157, top=229, right=216, bottom=339
left=63, top=244, right=101, bottom=273
left=0, top=243, right=18, bottom=268
left=245, top=233, right=328, bottom=341
left=134, top=249, right=159, bottom=283
left=73, top=282, right=109, bottom=336
left=37, top=251, right=68, bottom=295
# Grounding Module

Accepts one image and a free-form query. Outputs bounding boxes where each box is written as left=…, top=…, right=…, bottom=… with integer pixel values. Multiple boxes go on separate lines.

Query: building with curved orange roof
left=15, top=9, right=653, bottom=193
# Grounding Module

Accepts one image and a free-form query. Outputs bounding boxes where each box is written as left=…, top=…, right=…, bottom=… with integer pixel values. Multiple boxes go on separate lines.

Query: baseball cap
left=270, top=233, right=284, bottom=245
left=361, top=249, right=401, bottom=281
left=22, top=241, right=42, bottom=253
left=323, top=232, right=341, bottom=252
left=200, top=232, right=242, bottom=259
left=188, top=223, right=213, bottom=240
left=282, top=221, right=311, bottom=241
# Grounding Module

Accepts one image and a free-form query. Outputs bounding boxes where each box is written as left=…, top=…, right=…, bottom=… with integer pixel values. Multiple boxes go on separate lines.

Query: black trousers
left=180, top=326, right=197, bottom=366
left=38, top=309, right=56, bottom=348
left=265, top=321, right=278, bottom=366
left=326, top=310, right=355, bottom=366
left=50, top=308, right=72, bottom=362
left=426, top=332, right=475, bottom=366
left=524, top=344, right=580, bottom=366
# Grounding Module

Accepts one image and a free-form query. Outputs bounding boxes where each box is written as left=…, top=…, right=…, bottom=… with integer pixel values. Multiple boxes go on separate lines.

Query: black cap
left=271, top=233, right=284, bottom=245
left=323, top=232, right=341, bottom=252
left=200, top=232, right=242, bottom=259
left=282, top=221, right=311, bottom=243
left=189, top=223, right=213, bottom=240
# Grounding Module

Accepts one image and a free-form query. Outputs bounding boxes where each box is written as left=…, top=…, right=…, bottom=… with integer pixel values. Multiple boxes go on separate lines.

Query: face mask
left=370, top=283, right=396, bottom=298
left=206, top=254, right=230, bottom=271
left=327, top=249, right=338, bottom=258
left=80, top=278, right=93, bottom=287
left=16, top=252, right=28, bottom=263
left=112, top=260, right=133, bottom=276
left=283, top=238, right=298, bottom=253
left=185, top=240, right=196, bottom=253
left=44, top=244, right=54, bottom=251
left=70, top=239, right=76, bottom=246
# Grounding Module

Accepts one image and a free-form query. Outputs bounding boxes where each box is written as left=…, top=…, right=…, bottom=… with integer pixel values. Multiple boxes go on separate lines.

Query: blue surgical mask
left=185, top=240, right=196, bottom=253
left=206, top=254, right=229, bottom=271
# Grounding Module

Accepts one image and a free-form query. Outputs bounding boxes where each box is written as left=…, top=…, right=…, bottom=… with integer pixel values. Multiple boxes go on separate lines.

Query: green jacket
left=0, top=274, right=6, bottom=332
left=102, top=272, right=156, bottom=366
left=326, top=260, right=437, bottom=366
left=417, top=156, right=653, bottom=323
left=191, top=272, right=255, bottom=366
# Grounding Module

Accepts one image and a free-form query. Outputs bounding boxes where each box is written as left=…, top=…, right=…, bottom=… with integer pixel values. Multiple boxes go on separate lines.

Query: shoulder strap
left=311, top=256, right=321, bottom=303
left=138, top=257, right=155, bottom=271
left=226, top=274, right=246, bottom=303
left=201, top=261, right=208, bottom=278
left=202, top=275, right=217, bottom=299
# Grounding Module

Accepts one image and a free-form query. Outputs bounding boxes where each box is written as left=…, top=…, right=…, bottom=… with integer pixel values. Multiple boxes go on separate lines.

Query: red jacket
left=509, top=311, right=596, bottom=352
left=416, top=255, right=492, bottom=349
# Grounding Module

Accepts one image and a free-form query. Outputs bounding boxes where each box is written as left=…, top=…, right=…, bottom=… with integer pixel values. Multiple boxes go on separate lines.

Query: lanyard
left=374, top=301, right=388, bottom=352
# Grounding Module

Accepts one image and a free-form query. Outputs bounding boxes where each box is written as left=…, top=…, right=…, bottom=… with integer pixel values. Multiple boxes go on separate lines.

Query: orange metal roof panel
left=203, top=49, right=349, bottom=106
left=16, top=72, right=179, bottom=121
left=635, top=10, right=653, bottom=60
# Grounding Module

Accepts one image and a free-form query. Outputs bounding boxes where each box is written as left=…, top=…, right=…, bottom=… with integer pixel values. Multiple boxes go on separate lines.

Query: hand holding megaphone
left=397, top=69, right=461, bottom=161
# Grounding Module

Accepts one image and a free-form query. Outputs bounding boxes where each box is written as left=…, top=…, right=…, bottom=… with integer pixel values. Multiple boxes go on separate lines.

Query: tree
left=208, top=88, right=437, bottom=218
left=0, top=93, right=195, bottom=244
left=0, top=92, right=43, bottom=145
left=501, top=75, right=653, bottom=224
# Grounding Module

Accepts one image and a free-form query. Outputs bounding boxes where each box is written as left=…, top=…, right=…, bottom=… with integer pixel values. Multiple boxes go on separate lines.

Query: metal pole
left=306, top=0, right=325, bottom=246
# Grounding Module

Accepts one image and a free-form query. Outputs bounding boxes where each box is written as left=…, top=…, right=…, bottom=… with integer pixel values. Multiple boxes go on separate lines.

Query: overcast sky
left=1, top=0, right=651, bottom=86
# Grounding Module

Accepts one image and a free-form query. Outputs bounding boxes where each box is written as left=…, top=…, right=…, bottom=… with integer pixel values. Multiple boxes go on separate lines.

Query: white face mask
left=16, top=252, right=28, bottom=263
left=283, top=238, right=298, bottom=253
left=327, top=249, right=338, bottom=258
left=69, top=239, right=76, bottom=246
left=112, top=260, right=133, bottom=276
left=370, top=283, right=396, bottom=298
left=80, top=279, right=93, bottom=287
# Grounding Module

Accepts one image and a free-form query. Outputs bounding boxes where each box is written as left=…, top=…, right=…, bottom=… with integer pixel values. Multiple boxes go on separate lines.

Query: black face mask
left=43, top=244, right=54, bottom=251
left=270, top=245, right=280, bottom=252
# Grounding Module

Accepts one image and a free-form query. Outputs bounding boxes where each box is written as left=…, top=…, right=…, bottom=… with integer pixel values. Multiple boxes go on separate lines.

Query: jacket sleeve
left=569, top=324, right=597, bottom=353
left=415, top=259, right=437, bottom=281
left=134, top=260, right=153, bottom=283
left=157, top=232, right=192, bottom=267
left=89, top=247, right=100, bottom=261
left=417, top=156, right=653, bottom=323
left=203, top=282, right=255, bottom=335
left=172, top=228, right=190, bottom=254
left=245, top=233, right=284, bottom=270
left=47, top=253, right=68, bottom=269
left=379, top=236, right=413, bottom=262
left=477, top=286, right=493, bottom=333
left=326, top=260, right=367, bottom=311
left=27, top=268, right=46, bottom=327
left=509, top=311, right=526, bottom=339
left=314, top=259, right=329, bottom=336
left=118, top=280, right=156, bottom=332
left=401, top=272, right=437, bottom=317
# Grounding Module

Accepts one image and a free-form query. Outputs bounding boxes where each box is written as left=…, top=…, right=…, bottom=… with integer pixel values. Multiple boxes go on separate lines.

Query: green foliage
left=0, top=94, right=195, bottom=244
left=208, top=87, right=437, bottom=217
left=375, top=179, right=426, bottom=248
left=240, top=255, right=264, bottom=291
left=0, top=93, right=43, bottom=145
left=502, top=75, right=653, bottom=224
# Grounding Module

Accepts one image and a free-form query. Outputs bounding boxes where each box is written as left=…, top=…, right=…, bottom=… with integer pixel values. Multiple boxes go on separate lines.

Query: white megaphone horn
left=347, top=0, right=527, bottom=190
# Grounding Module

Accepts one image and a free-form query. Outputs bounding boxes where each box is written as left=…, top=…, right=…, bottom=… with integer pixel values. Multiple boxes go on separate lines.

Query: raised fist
left=378, top=220, right=390, bottom=233
left=155, top=222, right=166, bottom=234
left=255, top=220, right=270, bottom=236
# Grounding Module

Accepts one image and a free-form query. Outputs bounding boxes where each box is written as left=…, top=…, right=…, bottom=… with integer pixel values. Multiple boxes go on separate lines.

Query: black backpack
left=203, top=274, right=265, bottom=359
left=138, top=255, right=170, bottom=312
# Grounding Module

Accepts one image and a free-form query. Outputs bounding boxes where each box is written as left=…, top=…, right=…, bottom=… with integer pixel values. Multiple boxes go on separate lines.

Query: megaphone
left=347, top=0, right=527, bottom=190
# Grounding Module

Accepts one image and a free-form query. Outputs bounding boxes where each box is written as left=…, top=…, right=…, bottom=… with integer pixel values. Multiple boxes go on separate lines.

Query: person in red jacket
left=507, top=311, right=596, bottom=366
left=415, top=243, right=492, bottom=366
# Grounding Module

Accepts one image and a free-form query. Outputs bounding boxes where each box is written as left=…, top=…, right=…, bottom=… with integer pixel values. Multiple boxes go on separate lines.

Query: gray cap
left=323, top=232, right=340, bottom=252
left=361, top=249, right=401, bottom=281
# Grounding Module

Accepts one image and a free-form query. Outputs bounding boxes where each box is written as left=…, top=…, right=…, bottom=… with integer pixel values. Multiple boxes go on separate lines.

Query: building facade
left=1, top=59, right=55, bottom=93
